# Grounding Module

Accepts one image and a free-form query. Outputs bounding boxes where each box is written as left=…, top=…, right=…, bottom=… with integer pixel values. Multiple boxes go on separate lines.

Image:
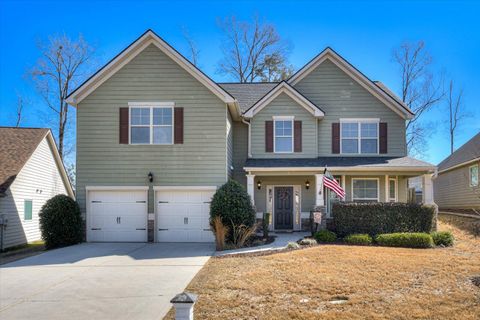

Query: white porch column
left=315, top=174, right=325, bottom=206
left=422, top=173, right=434, bottom=204
left=246, top=174, right=255, bottom=205
left=385, top=174, right=389, bottom=202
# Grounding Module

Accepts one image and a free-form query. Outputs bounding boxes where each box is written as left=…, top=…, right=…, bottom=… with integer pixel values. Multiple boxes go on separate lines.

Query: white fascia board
left=153, top=186, right=218, bottom=191
left=437, top=157, right=480, bottom=174
left=85, top=186, right=150, bottom=191
left=288, top=49, right=414, bottom=120
left=244, top=83, right=324, bottom=118
left=244, top=166, right=435, bottom=172
left=66, top=31, right=235, bottom=107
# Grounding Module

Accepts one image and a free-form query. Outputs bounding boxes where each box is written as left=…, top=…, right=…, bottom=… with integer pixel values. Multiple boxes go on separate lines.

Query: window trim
left=273, top=116, right=294, bottom=154
left=340, top=118, right=379, bottom=155
left=128, top=102, right=174, bottom=145
left=24, top=199, right=33, bottom=221
left=469, top=164, right=479, bottom=187
left=351, top=177, right=380, bottom=202
left=388, top=177, right=397, bottom=202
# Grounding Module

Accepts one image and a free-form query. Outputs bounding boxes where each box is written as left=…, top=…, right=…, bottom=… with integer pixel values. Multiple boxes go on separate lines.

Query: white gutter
left=244, top=166, right=436, bottom=173
left=241, top=117, right=252, bottom=158
left=437, top=157, right=480, bottom=174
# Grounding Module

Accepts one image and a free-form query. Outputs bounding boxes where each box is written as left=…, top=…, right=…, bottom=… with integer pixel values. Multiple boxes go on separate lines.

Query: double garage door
left=87, top=187, right=215, bottom=243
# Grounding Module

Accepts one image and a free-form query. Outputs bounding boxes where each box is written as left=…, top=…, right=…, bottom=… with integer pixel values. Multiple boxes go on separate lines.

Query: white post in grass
left=422, top=173, right=434, bottom=205
left=171, top=292, right=197, bottom=320
left=315, top=174, right=325, bottom=207
left=246, top=174, right=255, bottom=205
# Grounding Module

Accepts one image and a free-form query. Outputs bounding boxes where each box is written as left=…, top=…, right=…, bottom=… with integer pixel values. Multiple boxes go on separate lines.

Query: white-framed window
left=352, top=178, right=379, bottom=202
left=470, top=164, right=479, bottom=187
left=274, top=116, right=294, bottom=153
left=389, top=178, right=397, bottom=202
left=340, top=119, right=379, bottom=154
left=129, top=102, right=174, bottom=145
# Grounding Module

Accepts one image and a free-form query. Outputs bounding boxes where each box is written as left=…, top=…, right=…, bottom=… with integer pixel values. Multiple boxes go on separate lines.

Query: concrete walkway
left=0, top=242, right=214, bottom=320
left=215, top=232, right=310, bottom=256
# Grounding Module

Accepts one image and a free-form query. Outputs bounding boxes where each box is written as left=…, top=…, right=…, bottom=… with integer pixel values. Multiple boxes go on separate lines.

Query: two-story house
left=66, top=30, right=435, bottom=243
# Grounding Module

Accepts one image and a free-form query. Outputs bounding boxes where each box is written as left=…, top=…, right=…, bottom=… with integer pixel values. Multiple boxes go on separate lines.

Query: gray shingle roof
left=244, top=156, right=435, bottom=170
left=438, top=132, right=480, bottom=172
left=218, top=83, right=278, bottom=112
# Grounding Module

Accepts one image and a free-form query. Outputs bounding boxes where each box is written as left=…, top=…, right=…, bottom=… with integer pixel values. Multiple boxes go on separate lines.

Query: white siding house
left=0, top=128, right=74, bottom=250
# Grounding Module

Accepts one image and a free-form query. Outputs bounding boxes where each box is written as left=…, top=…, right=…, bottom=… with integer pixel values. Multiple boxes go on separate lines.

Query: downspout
left=241, top=117, right=252, bottom=158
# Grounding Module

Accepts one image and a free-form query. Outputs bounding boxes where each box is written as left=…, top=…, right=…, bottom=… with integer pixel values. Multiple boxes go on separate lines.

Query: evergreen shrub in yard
left=431, top=231, right=454, bottom=247
left=39, top=195, right=83, bottom=249
left=375, top=232, right=434, bottom=248
left=344, top=234, right=373, bottom=246
left=332, top=202, right=436, bottom=237
left=314, top=230, right=337, bottom=243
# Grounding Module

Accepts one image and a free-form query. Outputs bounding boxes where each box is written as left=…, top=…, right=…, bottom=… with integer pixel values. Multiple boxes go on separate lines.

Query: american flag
left=323, top=169, right=346, bottom=200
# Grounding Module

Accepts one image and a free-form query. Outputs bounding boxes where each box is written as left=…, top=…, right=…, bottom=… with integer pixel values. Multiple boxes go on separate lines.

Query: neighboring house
left=0, top=128, right=74, bottom=250
left=66, top=29, right=435, bottom=243
left=434, top=132, right=480, bottom=214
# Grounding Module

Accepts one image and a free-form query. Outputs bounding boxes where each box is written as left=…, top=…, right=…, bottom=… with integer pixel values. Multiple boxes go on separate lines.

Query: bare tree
left=14, top=95, right=27, bottom=127
left=256, top=52, right=294, bottom=82
left=393, top=41, right=445, bottom=156
left=182, top=27, right=200, bottom=66
left=30, top=33, right=94, bottom=159
left=447, top=79, right=466, bottom=154
left=218, top=15, right=291, bottom=83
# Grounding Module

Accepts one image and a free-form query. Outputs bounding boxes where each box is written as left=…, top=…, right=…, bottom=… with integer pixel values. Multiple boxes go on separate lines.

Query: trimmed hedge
left=344, top=234, right=373, bottom=246
left=314, top=230, right=337, bottom=243
left=375, top=232, right=434, bottom=248
left=431, top=231, right=454, bottom=247
left=332, top=202, right=436, bottom=237
left=39, top=195, right=83, bottom=249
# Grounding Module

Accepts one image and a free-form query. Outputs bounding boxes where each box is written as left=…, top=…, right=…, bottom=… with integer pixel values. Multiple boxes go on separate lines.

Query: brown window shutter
left=265, top=121, right=273, bottom=152
left=332, top=122, right=340, bottom=154
left=294, top=121, right=302, bottom=152
left=379, top=122, right=388, bottom=154
left=119, top=107, right=129, bottom=144
left=174, top=107, right=184, bottom=144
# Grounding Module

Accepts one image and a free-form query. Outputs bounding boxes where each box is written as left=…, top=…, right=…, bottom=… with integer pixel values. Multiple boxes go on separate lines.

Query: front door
left=274, top=187, right=294, bottom=230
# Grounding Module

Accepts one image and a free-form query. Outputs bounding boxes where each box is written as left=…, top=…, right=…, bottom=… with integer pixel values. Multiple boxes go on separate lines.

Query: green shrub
left=314, top=230, right=337, bottom=243
left=210, top=180, right=256, bottom=241
left=299, top=238, right=317, bottom=246
left=39, top=195, right=83, bottom=249
left=286, top=242, right=300, bottom=249
left=332, top=202, right=436, bottom=237
left=375, top=233, right=434, bottom=248
left=344, top=234, right=373, bottom=246
left=431, top=231, right=454, bottom=247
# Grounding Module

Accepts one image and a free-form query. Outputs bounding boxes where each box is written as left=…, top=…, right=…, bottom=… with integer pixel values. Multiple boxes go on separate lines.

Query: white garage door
left=156, top=188, right=215, bottom=242
left=87, top=189, right=148, bottom=242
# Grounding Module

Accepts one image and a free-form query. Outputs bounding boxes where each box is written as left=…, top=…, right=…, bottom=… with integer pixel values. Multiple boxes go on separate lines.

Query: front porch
left=245, top=168, right=436, bottom=232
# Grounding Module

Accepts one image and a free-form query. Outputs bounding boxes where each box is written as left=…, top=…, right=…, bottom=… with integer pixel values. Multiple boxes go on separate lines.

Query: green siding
left=250, top=93, right=318, bottom=158
left=76, top=44, right=228, bottom=214
left=232, top=121, right=248, bottom=186
left=294, top=59, right=407, bottom=157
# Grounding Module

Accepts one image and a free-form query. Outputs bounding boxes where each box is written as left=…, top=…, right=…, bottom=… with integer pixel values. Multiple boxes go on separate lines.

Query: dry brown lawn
left=165, top=218, right=480, bottom=319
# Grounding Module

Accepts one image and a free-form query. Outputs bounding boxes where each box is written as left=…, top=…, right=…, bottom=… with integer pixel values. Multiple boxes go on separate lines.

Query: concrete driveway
left=0, top=242, right=214, bottom=320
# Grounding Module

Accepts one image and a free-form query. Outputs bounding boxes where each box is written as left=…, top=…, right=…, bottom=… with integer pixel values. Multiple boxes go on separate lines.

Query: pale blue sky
left=1, top=0, right=479, bottom=164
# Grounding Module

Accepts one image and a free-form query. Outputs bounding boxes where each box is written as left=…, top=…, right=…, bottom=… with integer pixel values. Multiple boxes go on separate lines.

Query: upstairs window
left=274, top=118, right=293, bottom=153
left=470, top=164, right=479, bottom=187
left=130, top=105, right=173, bottom=144
left=341, top=120, right=379, bottom=154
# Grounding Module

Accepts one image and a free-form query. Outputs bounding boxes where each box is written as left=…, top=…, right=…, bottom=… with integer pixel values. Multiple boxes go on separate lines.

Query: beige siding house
left=67, top=30, right=435, bottom=242
left=434, top=132, right=480, bottom=213
left=0, top=128, right=74, bottom=250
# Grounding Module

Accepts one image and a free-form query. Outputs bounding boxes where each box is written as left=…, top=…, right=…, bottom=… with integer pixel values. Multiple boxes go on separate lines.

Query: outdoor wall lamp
left=257, top=180, right=262, bottom=190
left=305, top=180, right=310, bottom=190
left=148, top=172, right=154, bottom=183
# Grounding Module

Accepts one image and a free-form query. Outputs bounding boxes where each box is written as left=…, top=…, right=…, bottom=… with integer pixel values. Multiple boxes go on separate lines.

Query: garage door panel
left=88, top=190, right=147, bottom=242
left=156, top=189, right=215, bottom=242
